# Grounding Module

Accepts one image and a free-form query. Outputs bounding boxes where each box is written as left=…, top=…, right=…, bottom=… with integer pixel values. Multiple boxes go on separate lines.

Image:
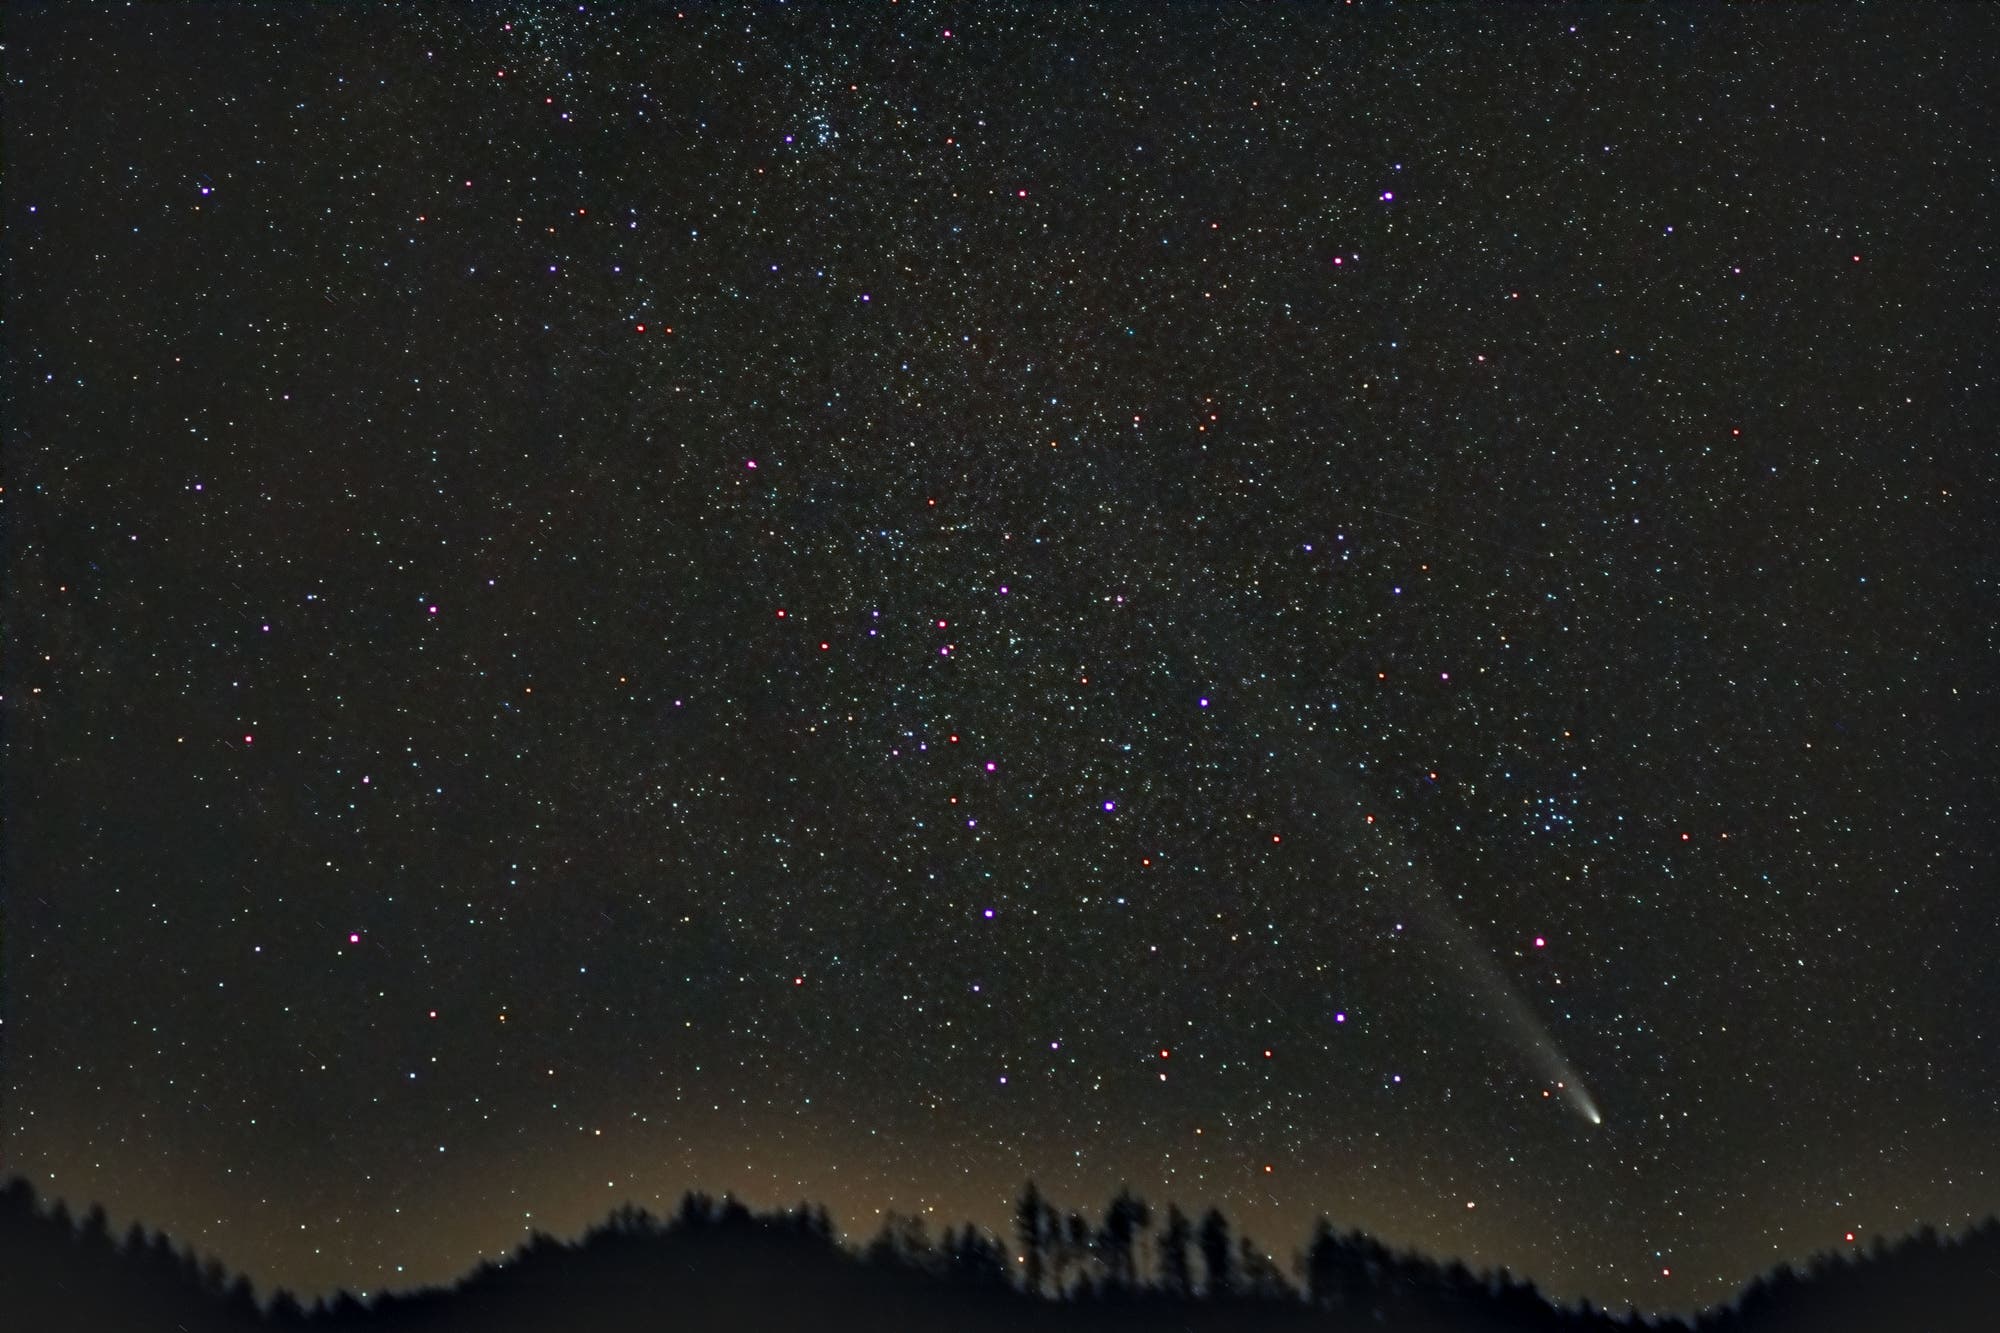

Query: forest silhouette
left=1, top=1176, right=1992, bottom=1331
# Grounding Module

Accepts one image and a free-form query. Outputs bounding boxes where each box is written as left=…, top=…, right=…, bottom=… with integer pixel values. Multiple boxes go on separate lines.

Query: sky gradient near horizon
left=6, top=3, right=1996, bottom=1315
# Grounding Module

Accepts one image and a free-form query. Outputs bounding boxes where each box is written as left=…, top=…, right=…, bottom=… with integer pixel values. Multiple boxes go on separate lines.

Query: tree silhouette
left=1157, top=1203, right=1195, bottom=1299
left=865, top=1211, right=933, bottom=1271
left=222, top=1274, right=260, bottom=1325
left=1304, top=1215, right=1340, bottom=1305
left=603, top=1202, right=657, bottom=1236
left=1013, top=1181, right=1048, bottom=1296
left=3, top=1172, right=1995, bottom=1332
left=942, top=1222, right=1010, bottom=1289
left=674, top=1189, right=718, bottom=1230
left=77, top=1203, right=115, bottom=1263
left=1197, top=1205, right=1235, bottom=1299
left=797, top=1202, right=836, bottom=1245
left=1096, top=1187, right=1150, bottom=1291
left=1238, top=1231, right=1290, bottom=1300
left=1052, top=1209, right=1096, bottom=1296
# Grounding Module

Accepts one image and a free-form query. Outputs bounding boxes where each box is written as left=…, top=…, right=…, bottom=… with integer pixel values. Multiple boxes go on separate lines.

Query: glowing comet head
left=1550, top=1077, right=1602, bottom=1126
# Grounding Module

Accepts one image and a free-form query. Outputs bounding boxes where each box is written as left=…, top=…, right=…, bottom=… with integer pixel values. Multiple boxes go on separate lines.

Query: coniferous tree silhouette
left=942, top=1222, right=1011, bottom=1290
left=1197, top=1205, right=1235, bottom=1299
left=1096, top=1186, right=1149, bottom=1291
left=1038, top=1198, right=1064, bottom=1291
left=1051, top=1209, right=1095, bottom=1297
left=1156, top=1202, right=1195, bottom=1299
left=4, top=1173, right=1996, bottom=1331
left=674, top=1188, right=718, bottom=1230
left=865, top=1210, right=933, bottom=1272
left=222, top=1274, right=261, bottom=1325
left=1304, top=1215, right=1340, bottom=1306
left=1237, top=1230, right=1291, bottom=1300
left=799, top=1201, right=835, bottom=1245
left=77, top=1202, right=115, bottom=1264
left=1012, top=1180, right=1048, bottom=1296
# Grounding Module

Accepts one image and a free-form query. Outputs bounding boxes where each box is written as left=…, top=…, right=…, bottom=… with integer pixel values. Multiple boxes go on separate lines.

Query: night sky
left=7, top=2, right=1996, bottom=1317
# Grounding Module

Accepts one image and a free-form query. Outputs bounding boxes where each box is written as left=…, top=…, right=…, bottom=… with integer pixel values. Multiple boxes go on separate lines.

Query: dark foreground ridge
left=2, top=1178, right=1992, bottom=1332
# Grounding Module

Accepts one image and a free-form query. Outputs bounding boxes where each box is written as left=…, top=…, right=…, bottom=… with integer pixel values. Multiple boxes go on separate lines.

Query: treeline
left=1, top=1176, right=1992, bottom=1331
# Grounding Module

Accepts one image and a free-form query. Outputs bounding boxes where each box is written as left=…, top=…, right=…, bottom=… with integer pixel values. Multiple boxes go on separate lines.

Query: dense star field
left=6, top=3, right=1995, bottom=1317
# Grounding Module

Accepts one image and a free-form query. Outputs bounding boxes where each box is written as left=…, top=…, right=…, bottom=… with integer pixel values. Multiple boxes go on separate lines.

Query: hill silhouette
left=1, top=1177, right=1992, bottom=1332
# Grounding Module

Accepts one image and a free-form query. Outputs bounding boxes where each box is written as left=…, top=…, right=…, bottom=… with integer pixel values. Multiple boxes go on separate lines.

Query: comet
left=1318, top=768, right=1605, bottom=1128
left=1147, top=606, right=1606, bottom=1126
